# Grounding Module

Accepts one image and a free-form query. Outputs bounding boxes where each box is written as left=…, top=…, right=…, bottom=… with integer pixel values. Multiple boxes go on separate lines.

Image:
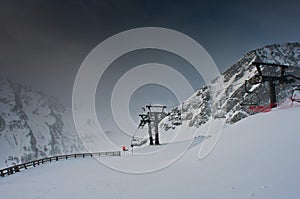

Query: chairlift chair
left=291, top=87, right=300, bottom=104
left=241, top=92, right=260, bottom=106
left=171, top=119, right=182, bottom=126
left=130, top=135, right=148, bottom=147
left=240, top=80, right=261, bottom=106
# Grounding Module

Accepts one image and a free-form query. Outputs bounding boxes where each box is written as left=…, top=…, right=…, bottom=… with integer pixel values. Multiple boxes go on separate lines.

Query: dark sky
left=1, top=0, right=300, bottom=106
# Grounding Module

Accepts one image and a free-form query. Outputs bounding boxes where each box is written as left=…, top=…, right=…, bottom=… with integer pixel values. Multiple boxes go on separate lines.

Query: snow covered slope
left=154, top=42, right=300, bottom=153
left=0, top=79, right=84, bottom=168
left=0, top=106, right=299, bottom=199
left=1, top=42, right=298, bottom=168
left=175, top=42, right=300, bottom=128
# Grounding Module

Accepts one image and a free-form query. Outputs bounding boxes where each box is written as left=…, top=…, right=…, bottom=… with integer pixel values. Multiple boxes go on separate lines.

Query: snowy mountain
left=1, top=42, right=300, bottom=199
left=1, top=42, right=299, bottom=170
left=1, top=105, right=299, bottom=199
left=0, top=79, right=84, bottom=168
left=174, top=42, right=300, bottom=128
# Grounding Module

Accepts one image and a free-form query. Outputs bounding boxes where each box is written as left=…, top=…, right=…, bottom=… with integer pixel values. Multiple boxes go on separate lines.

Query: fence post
left=14, top=166, right=20, bottom=172
left=8, top=168, right=13, bottom=175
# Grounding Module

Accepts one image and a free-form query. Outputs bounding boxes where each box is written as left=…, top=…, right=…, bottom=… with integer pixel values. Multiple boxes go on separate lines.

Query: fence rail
left=0, top=151, right=121, bottom=177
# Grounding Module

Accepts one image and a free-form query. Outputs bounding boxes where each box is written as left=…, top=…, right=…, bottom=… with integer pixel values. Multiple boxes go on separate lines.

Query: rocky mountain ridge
left=0, top=79, right=84, bottom=168
left=169, top=42, right=300, bottom=129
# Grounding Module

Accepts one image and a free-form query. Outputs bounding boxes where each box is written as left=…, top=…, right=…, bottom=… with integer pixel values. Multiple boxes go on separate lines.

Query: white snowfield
left=0, top=106, right=299, bottom=199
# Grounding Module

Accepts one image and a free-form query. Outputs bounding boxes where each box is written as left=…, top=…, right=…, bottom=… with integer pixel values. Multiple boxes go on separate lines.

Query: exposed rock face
left=172, top=42, right=300, bottom=128
left=0, top=79, right=84, bottom=167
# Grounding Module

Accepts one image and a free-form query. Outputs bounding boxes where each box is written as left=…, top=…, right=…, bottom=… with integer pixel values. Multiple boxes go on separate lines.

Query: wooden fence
left=0, top=151, right=121, bottom=177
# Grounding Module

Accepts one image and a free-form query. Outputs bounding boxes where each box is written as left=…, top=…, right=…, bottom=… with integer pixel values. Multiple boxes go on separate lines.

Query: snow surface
left=1, top=106, right=300, bottom=199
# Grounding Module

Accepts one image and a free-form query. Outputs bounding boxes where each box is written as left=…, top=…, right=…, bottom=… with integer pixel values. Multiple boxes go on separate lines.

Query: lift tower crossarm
left=252, top=61, right=290, bottom=68
left=252, top=61, right=290, bottom=80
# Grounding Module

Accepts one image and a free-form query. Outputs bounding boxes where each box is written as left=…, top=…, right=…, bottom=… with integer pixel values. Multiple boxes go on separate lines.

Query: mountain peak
left=167, top=42, right=300, bottom=129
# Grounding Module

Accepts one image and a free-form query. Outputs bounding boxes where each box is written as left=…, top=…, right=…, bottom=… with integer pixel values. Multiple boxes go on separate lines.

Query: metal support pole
left=269, top=80, right=277, bottom=108
left=154, top=114, right=160, bottom=145
left=148, top=123, right=153, bottom=145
